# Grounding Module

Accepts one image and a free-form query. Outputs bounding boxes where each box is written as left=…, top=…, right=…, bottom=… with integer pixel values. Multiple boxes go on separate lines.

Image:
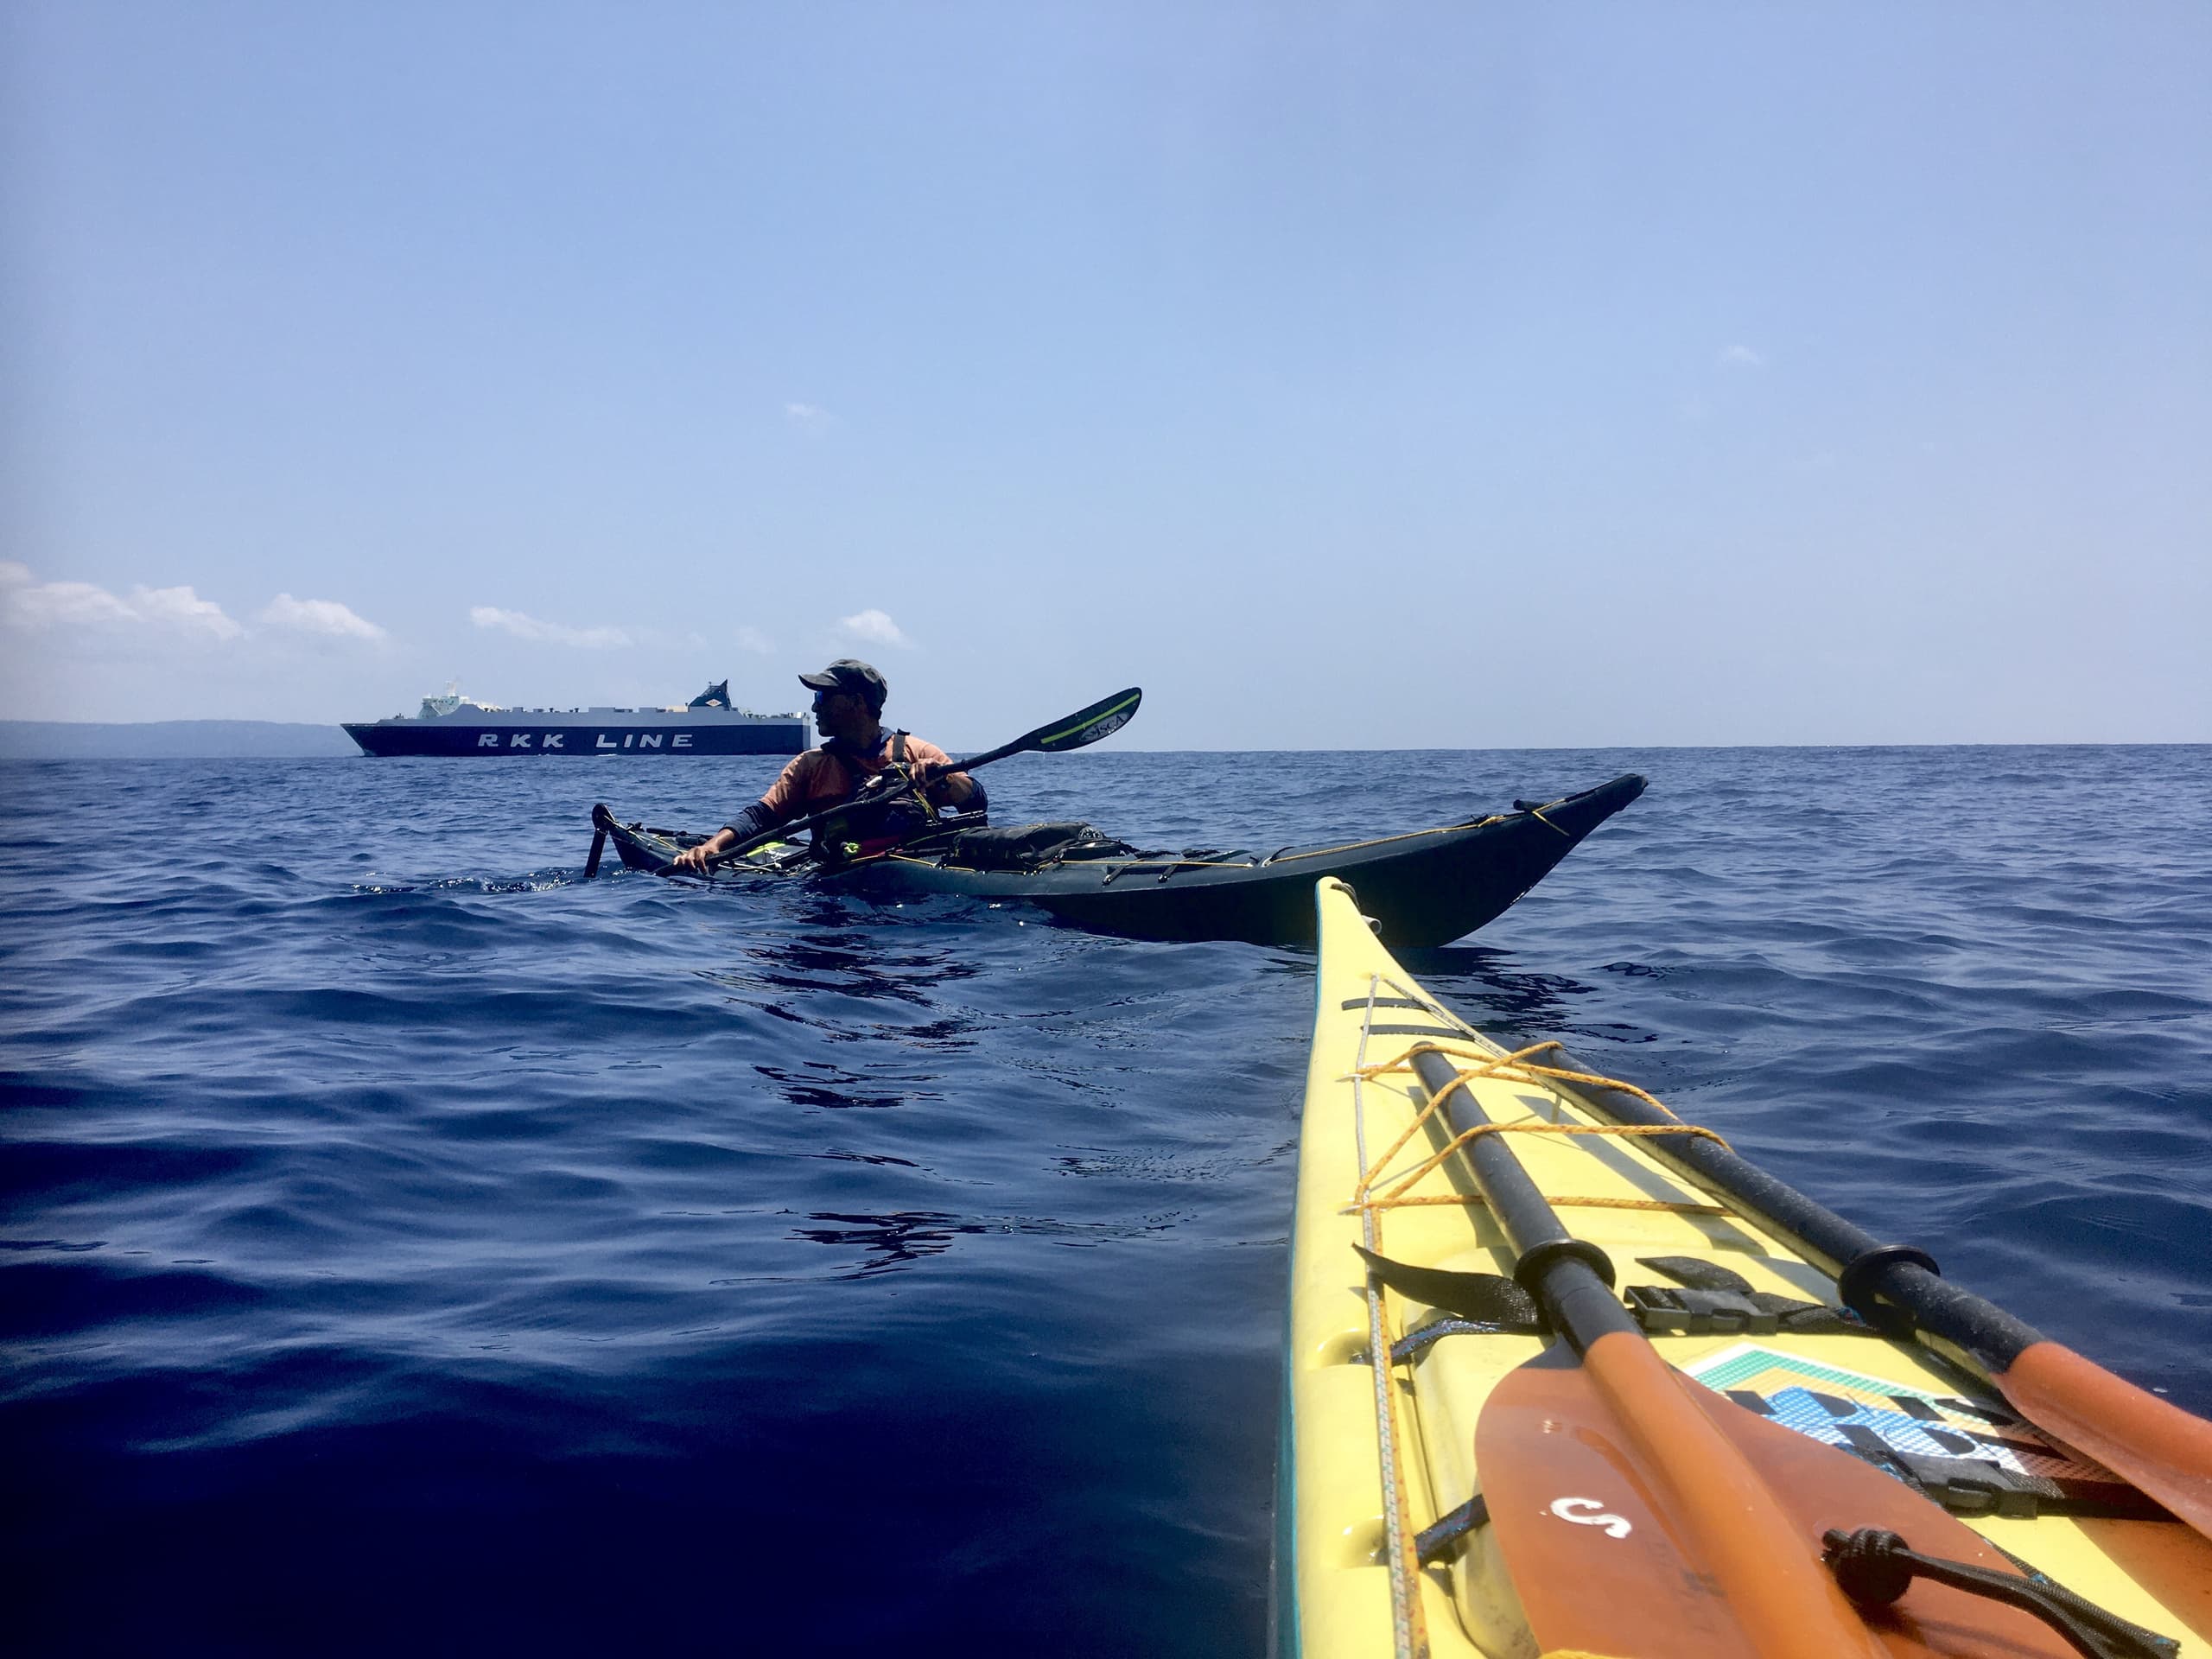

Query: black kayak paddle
left=672, top=685, right=1144, bottom=874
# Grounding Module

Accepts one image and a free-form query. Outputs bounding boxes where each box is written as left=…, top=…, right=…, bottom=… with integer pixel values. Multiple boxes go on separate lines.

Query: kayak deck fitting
left=587, top=772, right=1645, bottom=947
left=1284, top=876, right=2212, bottom=1658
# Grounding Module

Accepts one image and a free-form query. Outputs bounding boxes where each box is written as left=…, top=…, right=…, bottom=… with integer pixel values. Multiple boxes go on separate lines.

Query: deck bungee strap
left=1088, top=817, right=1522, bottom=884
left=1345, top=1039, right=1734, bottom=1221
left=1509, top=797, right=1573, bottom=836
left=1348, top=1190, right=1732, bottom=1216
left=1354, top=1036, right=1688, bottom=1128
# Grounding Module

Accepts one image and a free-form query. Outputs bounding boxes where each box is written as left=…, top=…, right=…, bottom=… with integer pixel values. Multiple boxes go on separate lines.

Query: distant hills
left=0, top=721, right=359, bottom=759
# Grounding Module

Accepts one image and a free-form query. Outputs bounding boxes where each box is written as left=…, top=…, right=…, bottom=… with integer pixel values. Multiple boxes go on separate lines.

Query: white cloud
left=1717, top=344, right=1765, bottom=370
left=735, top=625, right=775, bottom=655
left=838, top=607, right=912, bottom=648
left=132, top=585, right=245, bottom=639
left=6, top=578, right=139, bottom=630
left=469, top=605, right=633, bottom=649
left=3, top=566, right=242, bottom=639
left=785, top=402, right=835, bottom=435
left=259, top=594, right=387, bottom=641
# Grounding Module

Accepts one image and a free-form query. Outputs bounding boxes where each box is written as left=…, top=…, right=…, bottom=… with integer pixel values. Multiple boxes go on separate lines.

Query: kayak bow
left=1282, top=875, right=2212, bottom=1658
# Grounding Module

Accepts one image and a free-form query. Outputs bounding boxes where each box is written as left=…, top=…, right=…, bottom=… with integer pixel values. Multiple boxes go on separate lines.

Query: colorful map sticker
left=1683, top=1342, right=2115, bottom=1487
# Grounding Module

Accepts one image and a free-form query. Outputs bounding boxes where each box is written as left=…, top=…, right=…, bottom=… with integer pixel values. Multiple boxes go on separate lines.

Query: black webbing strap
left=1414, top=1494, right=1491, bottom=1565
left=1632, top=1255, right=1875, bottom=1337
left=1353, top=1247, right=1547, bottom=1335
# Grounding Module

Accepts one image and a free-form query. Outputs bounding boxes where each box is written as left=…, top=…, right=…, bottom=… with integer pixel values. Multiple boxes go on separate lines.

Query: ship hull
left=342, top=718, right=807, bottom=757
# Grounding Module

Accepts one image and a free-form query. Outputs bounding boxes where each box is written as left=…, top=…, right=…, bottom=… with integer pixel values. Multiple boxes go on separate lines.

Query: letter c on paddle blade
left=1550, top=1497, right=1633, bottom=1538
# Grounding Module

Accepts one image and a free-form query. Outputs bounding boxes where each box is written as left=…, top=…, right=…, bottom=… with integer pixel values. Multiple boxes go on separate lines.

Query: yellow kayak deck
left=1284, top=877, right=2212, bottom=1659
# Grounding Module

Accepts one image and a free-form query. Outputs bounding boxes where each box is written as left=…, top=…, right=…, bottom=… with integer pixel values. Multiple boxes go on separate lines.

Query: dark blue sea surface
left=4, top=746, right=2209, bottom=1655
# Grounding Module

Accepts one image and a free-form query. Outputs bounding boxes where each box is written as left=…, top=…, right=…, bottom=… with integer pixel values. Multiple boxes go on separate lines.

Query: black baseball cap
left=798, top=659, right=888, bottom=705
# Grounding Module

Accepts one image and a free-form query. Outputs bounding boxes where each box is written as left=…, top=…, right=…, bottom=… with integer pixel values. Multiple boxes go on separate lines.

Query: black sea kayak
left=585, top=772, right=1645, bottom=946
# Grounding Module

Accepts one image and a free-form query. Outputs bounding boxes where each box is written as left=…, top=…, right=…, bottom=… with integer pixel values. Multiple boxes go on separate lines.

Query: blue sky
left=5, top=3, right=2207, bottom=747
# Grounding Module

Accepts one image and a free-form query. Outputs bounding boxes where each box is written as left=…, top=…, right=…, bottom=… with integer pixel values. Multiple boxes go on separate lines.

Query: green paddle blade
left=1030, top=686, right=1141, bottom=753
left=944, top=687, right=1142, bottom=773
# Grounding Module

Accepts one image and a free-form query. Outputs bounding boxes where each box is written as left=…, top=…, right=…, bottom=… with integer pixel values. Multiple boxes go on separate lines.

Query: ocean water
left=3, top=745, right=2209, bottom=1656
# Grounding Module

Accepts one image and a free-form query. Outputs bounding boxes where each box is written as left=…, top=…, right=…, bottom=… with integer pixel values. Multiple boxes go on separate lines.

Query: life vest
left=810, top=732, right=936, bottom=858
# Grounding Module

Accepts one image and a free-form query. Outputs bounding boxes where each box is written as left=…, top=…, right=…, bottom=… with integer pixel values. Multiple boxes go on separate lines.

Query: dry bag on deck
left=943, top=821, right=1127, bottom=871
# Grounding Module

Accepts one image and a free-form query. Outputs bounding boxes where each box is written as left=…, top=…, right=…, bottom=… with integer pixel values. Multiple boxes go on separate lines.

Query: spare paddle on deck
left=1526, top=1040, right=2212, bottom=1543
left=678, top=686, right=1143, bottom=874
left=1395, top=1035, right=2109, bottom=1658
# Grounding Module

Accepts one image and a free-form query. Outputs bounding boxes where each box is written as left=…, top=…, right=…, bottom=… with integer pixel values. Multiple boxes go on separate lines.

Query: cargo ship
left=342, top=681, right=810, bottom=757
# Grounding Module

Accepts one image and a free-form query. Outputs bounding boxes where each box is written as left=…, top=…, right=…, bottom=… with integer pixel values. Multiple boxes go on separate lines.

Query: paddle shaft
left=1404, top=1046, right=1892, bottom=1658
left=1537, top=1045, right=2212, bottom=1536
left=1406, top=1047, right=1624, bottom=1351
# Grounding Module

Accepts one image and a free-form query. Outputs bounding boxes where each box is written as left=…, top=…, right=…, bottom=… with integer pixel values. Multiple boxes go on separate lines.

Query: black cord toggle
left=1821, top=1528, right=2178, bottom=1659
left=1823, top=1525, right=1917, bottom=1604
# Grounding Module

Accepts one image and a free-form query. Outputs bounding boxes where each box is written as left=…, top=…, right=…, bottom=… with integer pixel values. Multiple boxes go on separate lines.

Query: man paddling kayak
left=671, top=658, right=982, bottom=872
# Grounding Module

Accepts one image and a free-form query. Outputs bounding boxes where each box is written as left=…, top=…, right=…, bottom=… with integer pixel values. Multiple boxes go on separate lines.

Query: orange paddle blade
left=1999, top=1340, right=2212, bottom=1541
left=1478, top=1334, right=1888, bottom=1659
left=1478, top=1335, right=2084, bottom=1658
